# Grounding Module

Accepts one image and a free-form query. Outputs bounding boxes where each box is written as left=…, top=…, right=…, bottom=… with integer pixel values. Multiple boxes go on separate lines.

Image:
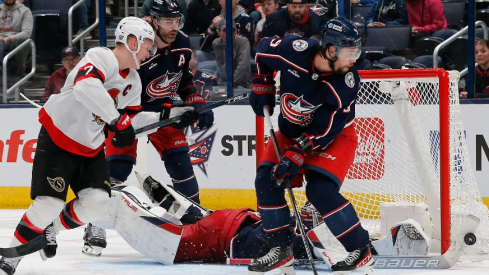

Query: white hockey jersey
left=39, top=47, right=159, bottom=157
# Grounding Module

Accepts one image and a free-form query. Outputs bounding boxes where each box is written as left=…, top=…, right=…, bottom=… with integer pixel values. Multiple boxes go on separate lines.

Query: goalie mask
left=318, top=17, right=362, bottom=60
left=115, top=17, right=156, bottom=69
left=151, top=0, right=185, bottom=30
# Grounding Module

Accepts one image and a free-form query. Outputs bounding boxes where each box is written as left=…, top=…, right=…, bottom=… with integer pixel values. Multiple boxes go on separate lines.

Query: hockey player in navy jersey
left=0, top=17, right=200, bottom=275
left=82, top=0, right=215, bottom=257
left=248, top=17, right=373, bottom=274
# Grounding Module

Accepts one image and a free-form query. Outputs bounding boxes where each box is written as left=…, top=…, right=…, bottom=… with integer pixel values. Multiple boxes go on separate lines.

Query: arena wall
left=1, top=103, right=488, bottom=211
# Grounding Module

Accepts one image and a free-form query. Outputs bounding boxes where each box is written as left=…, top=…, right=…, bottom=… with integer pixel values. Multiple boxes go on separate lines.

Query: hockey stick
left=20, top=92, right=42, bottom=108
left=0, top=235, right=47, bottom=258
left=263, top=106, right=318, bottom=275
left=134, top=92, right=249, bottom=138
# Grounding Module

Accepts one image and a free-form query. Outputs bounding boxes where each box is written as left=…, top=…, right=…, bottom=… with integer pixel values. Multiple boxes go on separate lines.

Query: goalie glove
left=160, top=104, right=198, bottom=130
left=107, top=113, right=135, bottom=148
left=273, top=146, right=305, bottom=186
left=183, top=93, right=214, bottom=129
left=250, top=74, right=276, bottom=117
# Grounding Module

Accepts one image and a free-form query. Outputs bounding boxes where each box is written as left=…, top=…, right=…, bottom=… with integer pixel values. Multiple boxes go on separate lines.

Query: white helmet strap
left=124, top=38, right=142, bottom=70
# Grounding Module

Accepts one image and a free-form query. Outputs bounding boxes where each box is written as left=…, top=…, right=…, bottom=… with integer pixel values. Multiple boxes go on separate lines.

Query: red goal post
left=255, top=69, right=489, bottom=256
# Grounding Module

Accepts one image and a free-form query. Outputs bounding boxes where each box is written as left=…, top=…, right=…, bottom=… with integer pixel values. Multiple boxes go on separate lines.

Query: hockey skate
left=248, top=245, right=296, bottom=275
left=82, top=223, right=107, bottom=257
left=331, top=245, right=375, bottom=275
left=0, top=257, right=20, bottom=275
left=39, top=223, right=58, bottom=261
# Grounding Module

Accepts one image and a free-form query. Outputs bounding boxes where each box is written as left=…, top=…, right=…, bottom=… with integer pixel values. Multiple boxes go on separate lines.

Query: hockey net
left=257, top=69, right=489, bottom=256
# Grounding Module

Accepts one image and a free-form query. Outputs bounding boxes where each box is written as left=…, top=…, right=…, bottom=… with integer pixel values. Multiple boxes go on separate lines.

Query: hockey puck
left=464, top=233, right=477, bottom=245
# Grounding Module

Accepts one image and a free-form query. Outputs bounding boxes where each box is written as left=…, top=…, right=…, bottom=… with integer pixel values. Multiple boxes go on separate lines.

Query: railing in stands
left=2, top=39, right=36, bottom=103
left=68, top=0, right=100, bottom=57
left=124, top=0, right=139, bottom=17
left=433, top=21, right=488, bottom=72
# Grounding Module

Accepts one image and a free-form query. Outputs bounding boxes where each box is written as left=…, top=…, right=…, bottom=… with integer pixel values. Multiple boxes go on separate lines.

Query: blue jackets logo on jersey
left=292, top=40, right=308, bottom=52
left=345, top=72, right=355, bottom=88
left=146, top=70, right=183, bottom=100
left=281, top=93, right=321, bottom=126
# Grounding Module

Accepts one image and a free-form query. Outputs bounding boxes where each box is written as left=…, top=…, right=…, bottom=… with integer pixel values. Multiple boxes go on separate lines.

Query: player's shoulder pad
left=178, top=29, right=189, bottom=38
left=255, top=35, right=318, bottom=57
left=173, top=31, right=191, bottom=49
left=82, top=47, right=117, bottom=71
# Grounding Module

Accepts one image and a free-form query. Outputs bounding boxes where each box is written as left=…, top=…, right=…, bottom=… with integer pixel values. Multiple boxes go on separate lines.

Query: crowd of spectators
left=2, top=0, right=485, bottom=101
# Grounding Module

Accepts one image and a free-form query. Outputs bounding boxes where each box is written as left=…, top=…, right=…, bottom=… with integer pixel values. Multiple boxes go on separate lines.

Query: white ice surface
left=1, top=209, right=489, bottom=275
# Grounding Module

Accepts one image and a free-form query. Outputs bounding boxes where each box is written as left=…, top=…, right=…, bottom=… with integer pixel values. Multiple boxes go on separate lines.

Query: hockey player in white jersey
left=0, top=17, right=198, bottom=275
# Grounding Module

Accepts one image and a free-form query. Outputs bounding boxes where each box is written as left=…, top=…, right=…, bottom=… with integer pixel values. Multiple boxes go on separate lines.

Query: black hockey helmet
left=318, top=17, right=361, bottom=58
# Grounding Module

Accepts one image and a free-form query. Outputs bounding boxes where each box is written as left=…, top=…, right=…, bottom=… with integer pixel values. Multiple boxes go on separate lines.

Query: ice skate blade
left=248, top=265, right=296, bottom=275
left=81, top=245, right=103, bottom=257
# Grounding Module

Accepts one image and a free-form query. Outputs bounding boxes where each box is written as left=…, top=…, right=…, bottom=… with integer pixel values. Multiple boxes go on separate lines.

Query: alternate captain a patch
left=47, top=177, right=66, bottom=192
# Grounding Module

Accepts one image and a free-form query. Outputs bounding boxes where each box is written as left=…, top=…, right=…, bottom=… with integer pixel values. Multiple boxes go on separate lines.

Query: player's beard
left=332, top=59, right=349, bottom=75
left=157, top=28, right=177, bottom=44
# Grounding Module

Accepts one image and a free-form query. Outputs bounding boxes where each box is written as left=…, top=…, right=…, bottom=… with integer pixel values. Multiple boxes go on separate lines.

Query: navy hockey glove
left=160, top=104, right=199, bottom=130
left=250, top=74, right=276, bottom=117
left=273, top=146, right=305, bottom=186
left=107, top=113, right=135, bottom=148
left=184, top=93, right=214, bottom=129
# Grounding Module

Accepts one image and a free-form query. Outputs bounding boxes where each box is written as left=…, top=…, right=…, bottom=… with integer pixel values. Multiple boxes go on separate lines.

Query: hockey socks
left=163, top=151, right=200, bottom=204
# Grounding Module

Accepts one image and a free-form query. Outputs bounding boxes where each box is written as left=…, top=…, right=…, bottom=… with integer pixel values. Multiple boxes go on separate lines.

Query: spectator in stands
left=199, top=0, right=255, bottom=58
left=404, top=0, right=447, bottom=40
left=364, top=0, right=408, bottom=26
left=184, top=0, right=221, bottom=35
left=72, top=0, right=92, bottom=39
left=39, top=46, right=81, bottom=103
left=213, top=20, right=251, bottom=88
left=190, top=47, right=215, bottom=100
left=140, top=0, right=188, bottom=22
left=239, top=0, right=261, bottom=22
left=460, top=39, right=489, bottom=98
left=0, top=0, right=32, bottom=78
left=261, top=0, right=324, bottom=38
left=254, top=0, right=279, bottom=45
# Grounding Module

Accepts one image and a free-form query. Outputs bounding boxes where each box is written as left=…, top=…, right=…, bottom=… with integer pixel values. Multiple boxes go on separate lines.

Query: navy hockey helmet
left=151, top=0, right=185, bottom=29
left=319, top=17, right=361, bottom=58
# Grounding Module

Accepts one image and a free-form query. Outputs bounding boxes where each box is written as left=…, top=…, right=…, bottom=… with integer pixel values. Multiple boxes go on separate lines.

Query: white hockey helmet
left=115, top=17, right=155, bottom=68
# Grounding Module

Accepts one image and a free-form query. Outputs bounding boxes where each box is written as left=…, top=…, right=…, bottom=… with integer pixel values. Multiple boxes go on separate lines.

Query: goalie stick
left=134, top=92, right=250, bottom=138
left=263, top=106, right=318, bottom=275
left=0, top=235, right=47, bottom=258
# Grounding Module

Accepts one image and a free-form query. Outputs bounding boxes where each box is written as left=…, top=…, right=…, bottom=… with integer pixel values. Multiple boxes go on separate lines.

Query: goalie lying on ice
left=90, top=174, right=315, bottom=264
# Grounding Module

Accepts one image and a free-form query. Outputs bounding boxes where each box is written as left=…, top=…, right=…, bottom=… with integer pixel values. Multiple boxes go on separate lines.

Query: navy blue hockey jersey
left=139, top=31, right=196, bottom=112
left=254, top=35, right=360, bottom=150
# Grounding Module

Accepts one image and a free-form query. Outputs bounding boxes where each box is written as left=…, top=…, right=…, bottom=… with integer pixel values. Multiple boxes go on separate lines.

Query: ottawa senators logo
left=92, top=89, right=120, bottom=125
left=47, top=177, right=66, bottom=192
